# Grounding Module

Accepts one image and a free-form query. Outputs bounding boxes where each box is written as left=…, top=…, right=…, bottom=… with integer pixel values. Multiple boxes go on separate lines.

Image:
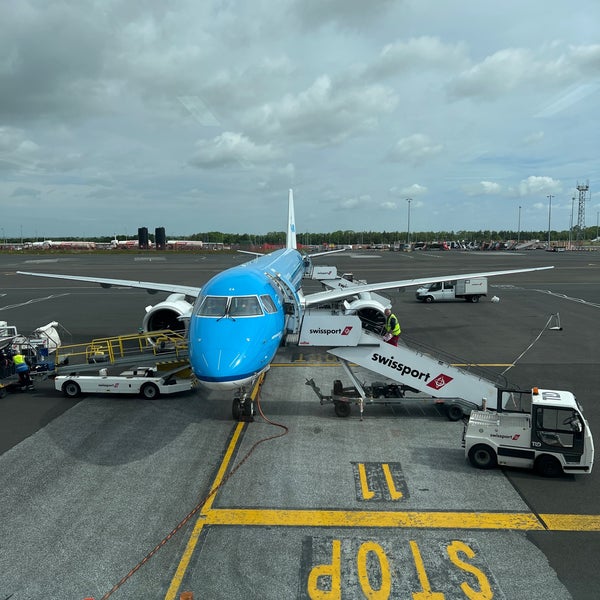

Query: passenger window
left=197, top=296, right=228, bottom=316
left=260, top=294, right=277, bottom=314
left=229, top=296, right=263, bottom=316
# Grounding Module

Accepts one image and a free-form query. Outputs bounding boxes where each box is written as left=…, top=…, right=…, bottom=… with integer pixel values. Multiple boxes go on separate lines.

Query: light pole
left=517, top=206, right=521, bottom=245
left=596, top=211, right=599, bottom=240
left=569, top=197, right=575, bottom=249
left=406, top=198, right=412, bottom=246
left=547, top=194, right=553, bottom=249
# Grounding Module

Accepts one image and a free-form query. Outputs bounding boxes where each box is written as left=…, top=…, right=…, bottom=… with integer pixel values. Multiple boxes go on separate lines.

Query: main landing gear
left=232, top=390, right=255, bottom=422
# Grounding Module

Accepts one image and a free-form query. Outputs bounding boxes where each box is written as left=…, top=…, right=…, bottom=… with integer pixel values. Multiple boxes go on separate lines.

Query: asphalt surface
left=0, top=249, right=598, bottom=599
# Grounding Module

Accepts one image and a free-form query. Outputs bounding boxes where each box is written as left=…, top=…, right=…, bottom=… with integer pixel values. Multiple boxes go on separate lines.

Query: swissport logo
left=426, top=374, right=454, bottom=390
left=308, top=326, right=353, bottom=336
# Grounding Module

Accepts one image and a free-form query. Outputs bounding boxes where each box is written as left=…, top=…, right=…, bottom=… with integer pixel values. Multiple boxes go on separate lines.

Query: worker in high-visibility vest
left=383, top=308, right=401, bottom=346
left=13, top=352, right=34, bottom=390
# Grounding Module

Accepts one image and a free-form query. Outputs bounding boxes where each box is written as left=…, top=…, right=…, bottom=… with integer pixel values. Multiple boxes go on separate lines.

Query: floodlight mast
left=575, top=181, right=589, bottom=244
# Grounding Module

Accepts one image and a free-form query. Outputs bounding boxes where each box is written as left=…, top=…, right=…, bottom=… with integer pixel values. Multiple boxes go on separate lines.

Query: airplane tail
left=286, top=189, right=297, bottom=250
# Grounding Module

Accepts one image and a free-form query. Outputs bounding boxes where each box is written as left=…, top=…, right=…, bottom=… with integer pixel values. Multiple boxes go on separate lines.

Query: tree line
left=5, top=225, right=598, bottom=246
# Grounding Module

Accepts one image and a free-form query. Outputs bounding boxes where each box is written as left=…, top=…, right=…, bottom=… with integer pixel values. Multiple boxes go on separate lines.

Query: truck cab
left=415, top=280, right=456, bottom=302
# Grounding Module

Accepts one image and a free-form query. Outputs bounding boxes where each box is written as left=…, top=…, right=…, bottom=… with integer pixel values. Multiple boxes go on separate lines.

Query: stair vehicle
left=55, top=365, right=194, bottom=399
left=463, top=387, right=594, bottom=476
left=416, top=277, right=487, bottom=303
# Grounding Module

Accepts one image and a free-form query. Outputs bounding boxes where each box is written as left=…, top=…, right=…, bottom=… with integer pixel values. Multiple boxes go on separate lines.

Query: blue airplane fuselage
left=188, top=248, right=306, bottom=390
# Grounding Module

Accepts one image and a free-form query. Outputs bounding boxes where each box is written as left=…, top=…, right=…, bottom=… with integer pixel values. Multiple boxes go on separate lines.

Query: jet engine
left=342, top=292, right=389, bottom=333
left=142, top=293, right=193, bottom=336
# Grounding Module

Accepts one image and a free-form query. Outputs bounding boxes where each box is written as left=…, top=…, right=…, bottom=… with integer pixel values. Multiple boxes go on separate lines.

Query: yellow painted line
left=204, top=508, right=545, bottom=530
left=164, top=422, right=245, bottom=600
left=165, top=374, right=265, bottom=600
left=540, top=514, right=600, bottom=531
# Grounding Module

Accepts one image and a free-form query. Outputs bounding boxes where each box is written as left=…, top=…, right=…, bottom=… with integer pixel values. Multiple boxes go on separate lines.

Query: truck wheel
left=334, top=401, right=351, bottom=418
left=140, top=382, right=160, bottom=399
left=424, top=296, right=434, bottom=303
left=535, top=454, right=563, bottom=477
left=468, top=444, right=497, bottom=469
left=470, top=295, right=480, bottom=303
left=446, top=404, right=464, bottom=421
left=63, top=381, right=81, bottom=398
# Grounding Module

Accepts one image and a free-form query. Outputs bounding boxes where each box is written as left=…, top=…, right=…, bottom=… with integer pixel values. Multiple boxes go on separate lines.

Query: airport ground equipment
left=416, top=277, right=487, bottom=303
left=301, top=323, right=504, bottom=420
left=55, top=361, right=194, bottom=399
left=463, top=387, right=594, bottom=476
left=306, top=376, right=425, bottom=418
left=1, top=320, right=65, bottom=392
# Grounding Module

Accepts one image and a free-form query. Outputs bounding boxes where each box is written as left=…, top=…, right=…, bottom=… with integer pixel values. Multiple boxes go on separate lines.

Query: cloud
left=447, top=43, right=600, bottom=102
left=190, top=132, right=281, bottom=168
left=364, top=36, right=468, bottom=81
left=247, top=75, right=398, bottom=146
left=463, top=181, right=502, bottom=196
left=523, top=131, right=544, bottom=145
left=515, top=176, right=562, bottom=197
left=292, top=0, right=396, bottom=29
left=387, top=134, right=443, bottom=164
left=389, top=184, right=428, bottom=197
left=339, top=194, right=373, bottom=210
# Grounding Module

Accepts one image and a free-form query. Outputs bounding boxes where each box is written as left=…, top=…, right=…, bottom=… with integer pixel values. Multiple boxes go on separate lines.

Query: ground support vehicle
left=416, top=277, right=487, bottom=303
left=306, top=376, right=421, bottom=418
left=313, top=329, right=502, bottom=420
left=55, top=361, right=195, bottom=399
left=463, top=387, right=594, bottom=476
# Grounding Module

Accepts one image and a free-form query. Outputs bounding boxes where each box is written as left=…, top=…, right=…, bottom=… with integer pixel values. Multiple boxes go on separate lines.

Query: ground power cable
left=95, top=384, right=289, bottom=599
left=499, top=313, right=558, bottom=377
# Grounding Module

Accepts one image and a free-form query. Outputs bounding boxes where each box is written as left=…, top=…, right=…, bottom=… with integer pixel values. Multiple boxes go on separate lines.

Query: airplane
left=18, top=190, right=553, bottom=418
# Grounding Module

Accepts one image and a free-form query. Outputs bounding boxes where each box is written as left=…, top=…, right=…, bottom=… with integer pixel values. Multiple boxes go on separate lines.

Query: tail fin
left=286, top=188, right=297, bottom=250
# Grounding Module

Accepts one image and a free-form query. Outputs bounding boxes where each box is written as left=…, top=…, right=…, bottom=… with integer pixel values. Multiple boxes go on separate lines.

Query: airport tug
left=463, top=387, right=594, bottom=477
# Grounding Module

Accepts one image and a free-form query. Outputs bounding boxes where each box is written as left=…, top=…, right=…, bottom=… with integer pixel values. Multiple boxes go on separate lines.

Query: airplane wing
left=303, top=266, right=553, bottom=307
left=16, top=271, right=201, bottom=297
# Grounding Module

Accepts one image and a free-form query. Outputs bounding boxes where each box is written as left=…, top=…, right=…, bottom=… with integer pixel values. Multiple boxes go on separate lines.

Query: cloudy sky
left=1, top=0, right=599, bottom=239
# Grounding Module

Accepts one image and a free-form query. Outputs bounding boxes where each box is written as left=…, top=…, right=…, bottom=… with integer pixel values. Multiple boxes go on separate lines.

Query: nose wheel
left=232, top=394, right=254, bottom=422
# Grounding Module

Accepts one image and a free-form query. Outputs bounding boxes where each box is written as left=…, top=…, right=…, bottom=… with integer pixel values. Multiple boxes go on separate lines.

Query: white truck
left=464, top=387, right=594, bottom=476
left=416, top=277, right=487, bottom=303
left=55, top=365, right=194, bottom=399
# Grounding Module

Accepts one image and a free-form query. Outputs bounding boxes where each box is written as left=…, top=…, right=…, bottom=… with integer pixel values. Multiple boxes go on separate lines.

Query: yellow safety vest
left=386, top=313, right=401, bottom=336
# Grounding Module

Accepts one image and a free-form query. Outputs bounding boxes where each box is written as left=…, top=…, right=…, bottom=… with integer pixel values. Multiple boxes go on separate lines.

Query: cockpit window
left=229, top=295, right=263, bottom=316
left=260, top=294, right=277, bottom=314
left=197, top=296, right=228, bottom=316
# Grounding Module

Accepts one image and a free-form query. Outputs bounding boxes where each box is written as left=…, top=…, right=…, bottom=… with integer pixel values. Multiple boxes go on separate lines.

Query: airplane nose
left=188, top=317, right=277, bottom=387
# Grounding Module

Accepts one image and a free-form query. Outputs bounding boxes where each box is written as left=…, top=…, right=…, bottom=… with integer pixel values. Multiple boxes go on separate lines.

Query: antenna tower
left=575, top=181, right=589, bottom=243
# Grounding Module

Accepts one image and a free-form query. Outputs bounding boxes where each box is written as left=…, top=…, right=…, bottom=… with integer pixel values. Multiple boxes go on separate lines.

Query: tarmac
left=0, top=249, right=599, bottom=599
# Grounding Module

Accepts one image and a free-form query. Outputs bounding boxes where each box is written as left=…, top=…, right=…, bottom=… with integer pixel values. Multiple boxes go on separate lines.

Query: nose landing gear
left=232, top=391, right=255, bottom=422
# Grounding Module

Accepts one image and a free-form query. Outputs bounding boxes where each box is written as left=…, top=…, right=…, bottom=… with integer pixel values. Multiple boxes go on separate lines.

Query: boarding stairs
left=295, top=308, right=511, bottom=419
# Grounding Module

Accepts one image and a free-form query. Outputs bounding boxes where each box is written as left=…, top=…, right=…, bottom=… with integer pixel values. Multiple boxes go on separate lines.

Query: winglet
left=287, top=188, right=297, bottom=250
